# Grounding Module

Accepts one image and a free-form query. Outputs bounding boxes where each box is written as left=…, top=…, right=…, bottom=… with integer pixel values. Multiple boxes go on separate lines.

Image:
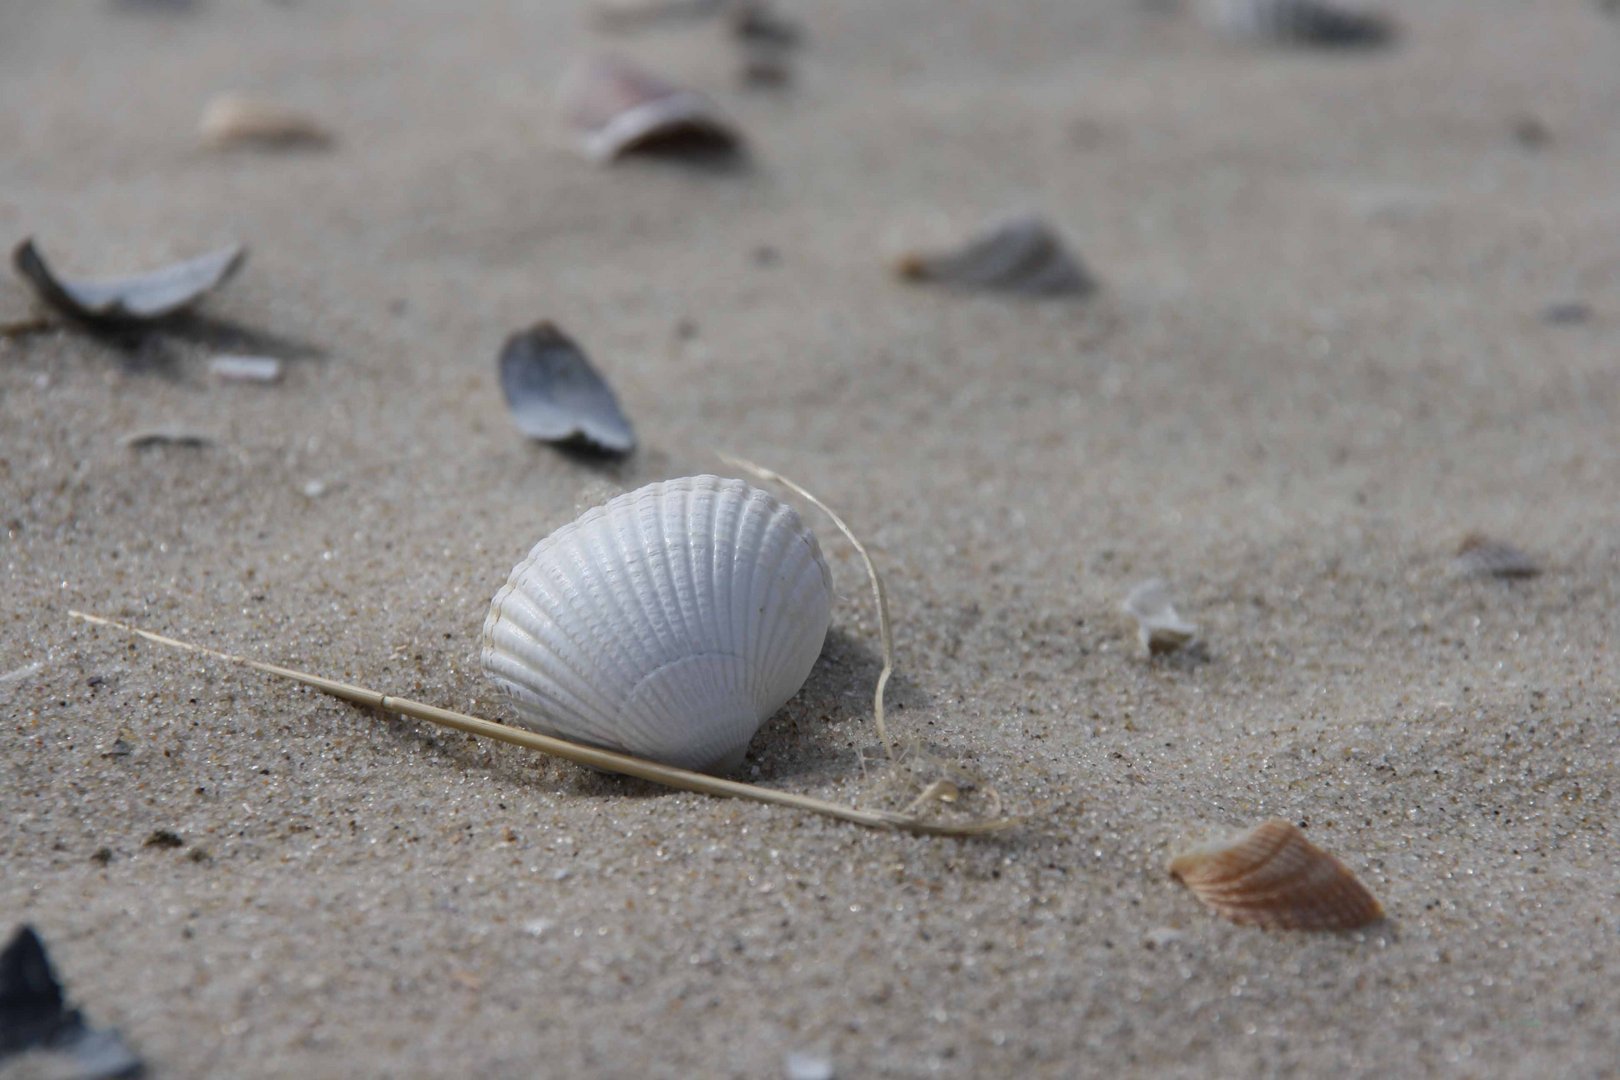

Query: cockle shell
left=481, top=476, right=833, bottom=773
left=1170, top=819, right=1384, bottom=931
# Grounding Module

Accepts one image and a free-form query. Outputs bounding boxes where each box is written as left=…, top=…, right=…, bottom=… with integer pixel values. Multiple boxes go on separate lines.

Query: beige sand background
left=2, top=1, right=1617, bottom=1076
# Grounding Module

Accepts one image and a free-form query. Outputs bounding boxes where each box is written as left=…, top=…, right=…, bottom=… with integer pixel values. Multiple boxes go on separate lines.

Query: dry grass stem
left=68, top=610, right=1017, bottom=837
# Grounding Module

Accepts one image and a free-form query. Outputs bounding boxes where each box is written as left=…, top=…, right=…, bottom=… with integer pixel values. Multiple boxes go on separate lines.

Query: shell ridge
left=492, top=582, right=629, bottom=737
left=588, top=504, right=696, bottom=742
left=551, top=538, right=648, bottom=713
left=767, top=545, right=833, bottom=703
left=713, top=477, right=746, bottom=679
left=750, top=504, right=814, bottom=709
left=737, top=491, right=788, bottom=706
left=630, top=488, right=702, bottom=736
left=727, top=486, right=765, bottom=706
left=604, top=493, right=682, bottom=692
left=753, top=502, right=811, bottom=704
left=674, top=479, right=718, bottom=661
left=694, top=482, right=751, bottom=734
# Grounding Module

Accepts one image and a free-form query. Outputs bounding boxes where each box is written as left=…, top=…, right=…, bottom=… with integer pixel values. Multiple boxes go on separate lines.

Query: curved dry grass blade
left=13, top=238, right=245, bottom=325
left=68, top=611, right=1015, bottom=836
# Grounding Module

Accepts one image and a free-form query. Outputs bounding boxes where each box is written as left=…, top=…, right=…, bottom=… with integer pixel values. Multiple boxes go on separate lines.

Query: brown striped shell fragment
left=1170, top=819, right=1385, bottom=931
left=895, top=214, right=1094, bottom=298
left=560, top=56, right=741, bottom=164
left=1199, top=0, right=1395, bottom=48
left=481, top=476, right=833, bottom=773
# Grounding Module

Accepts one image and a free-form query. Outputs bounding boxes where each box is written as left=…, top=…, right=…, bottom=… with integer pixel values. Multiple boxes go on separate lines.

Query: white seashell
left=481, top=476, right=833, bottom=773
left=1122, top=579, right=1198, bottom=656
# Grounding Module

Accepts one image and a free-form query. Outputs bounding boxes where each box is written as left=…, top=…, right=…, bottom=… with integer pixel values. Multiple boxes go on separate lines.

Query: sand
left=2, top=1, right=1617, bottom=1076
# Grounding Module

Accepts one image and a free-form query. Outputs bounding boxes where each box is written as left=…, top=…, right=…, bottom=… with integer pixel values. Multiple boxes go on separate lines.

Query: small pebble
left=209, top=354, right=284, bottom=384
left=783, top=1050, right=835, bottom=1080
left=1539, top=301, right=1591, bottom=325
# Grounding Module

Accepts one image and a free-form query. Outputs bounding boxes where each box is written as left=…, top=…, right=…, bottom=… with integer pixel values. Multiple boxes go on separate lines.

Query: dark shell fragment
left=13, top=238, right=245, bottom=325
left=497, top=322, right=636, bottom=455
left=0, top=925, right=144, bottom=1078
left=896, top=214, right=1094, bottom=298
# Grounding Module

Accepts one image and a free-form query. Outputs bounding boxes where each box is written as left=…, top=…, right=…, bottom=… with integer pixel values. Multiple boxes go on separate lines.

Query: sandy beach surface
left=3, top=1, right=1618, bottom=1076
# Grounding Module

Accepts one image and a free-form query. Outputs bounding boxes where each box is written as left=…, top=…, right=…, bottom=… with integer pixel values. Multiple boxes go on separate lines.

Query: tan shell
left=199, top=94, right=332, bottom=148
left=1169, top=819, right=1384, bottom=931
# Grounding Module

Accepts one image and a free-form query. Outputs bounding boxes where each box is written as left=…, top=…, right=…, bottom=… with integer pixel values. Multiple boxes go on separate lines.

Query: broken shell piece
left=1198, top=0, right=1396, bottom=48
left=1170, top=819, right=1384, bottom=931
left=121, top=428, right=212, bottom=450
left=1452, top=533, right=1540, bottom=579
left=199, top=94, right=332, bottom=149
left=13, top=238, right=245, bottom=325
left=729, top=1, right=802, bottom=46
left=1122, top=579, right=1198, bottom=656
left=208, top=354, right=283, bottom=384
left=895, top=214, right=1094, bottom=298
left=498, top=322, right=636, bottom=454
left=561, top=56, right=740, bottom=164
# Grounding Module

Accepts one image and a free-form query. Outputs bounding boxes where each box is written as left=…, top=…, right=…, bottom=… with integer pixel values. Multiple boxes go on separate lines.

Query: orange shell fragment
left=1169, top=819, right=1384, bottom=931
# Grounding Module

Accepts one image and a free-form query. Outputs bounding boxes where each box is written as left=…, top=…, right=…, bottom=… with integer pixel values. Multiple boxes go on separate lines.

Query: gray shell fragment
left=1452, top=534, right=1540, bottom=579
left=896, top=214, right=1094, bottom=297
left=1199, top=0, right=1395, bottom=47
left=12, top=238, right=246, bottom=325
left=497, top=322, right=636, bottom=454
left=561, top=57, right=740, bottom=164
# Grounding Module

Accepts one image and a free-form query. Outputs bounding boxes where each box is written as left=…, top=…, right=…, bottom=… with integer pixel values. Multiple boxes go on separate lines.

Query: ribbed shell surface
left=480, top=476, right=833, bottom=773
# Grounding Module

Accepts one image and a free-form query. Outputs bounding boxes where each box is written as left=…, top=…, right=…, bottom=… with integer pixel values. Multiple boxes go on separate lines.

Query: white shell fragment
left=1452, top=533, right=1540, bottom=579
left=482, top=476, right=834, bottom=773
left=561, top=56, right=741, bottom=164
left=783, top=1051, right=836, bottom=1080
left=12, top=239, right=245, bottom=325
left=1122, top=579, right=1198, bottom=656
left=208, top=354, right=283, bottom=384
left=895, top=214, right=1094, bottom=297
left=1199, top=0, right=1395, bottom=48
left=497, top=322, right=636, bottom=454
left=198, top=94, right=333, bottom=149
